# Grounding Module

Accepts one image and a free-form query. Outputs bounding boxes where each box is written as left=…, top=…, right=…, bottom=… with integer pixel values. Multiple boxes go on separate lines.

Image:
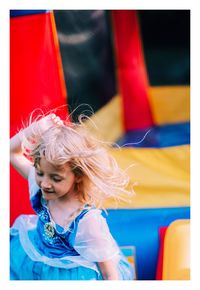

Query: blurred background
left=10, top=10, right=190, bottom=280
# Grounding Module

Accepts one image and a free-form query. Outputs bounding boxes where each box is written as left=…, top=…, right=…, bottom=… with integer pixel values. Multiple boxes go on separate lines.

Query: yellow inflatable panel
left=162, top=219, right=190, bottom=280
left=85, top=86, right=190, bottom=143
left=104, top=145, right=190, bottom=208
left=148, top=86, right=190, bottom=125
left=84, top=95, right=124, bottom=143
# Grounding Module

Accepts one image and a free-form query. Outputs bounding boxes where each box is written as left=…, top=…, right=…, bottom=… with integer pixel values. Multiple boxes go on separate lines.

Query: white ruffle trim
left=10, top=215, right=100, bottom=273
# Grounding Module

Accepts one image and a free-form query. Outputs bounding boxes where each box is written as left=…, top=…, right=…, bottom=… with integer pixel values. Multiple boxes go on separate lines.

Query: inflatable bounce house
left=10, top=10, right=190, bottom=280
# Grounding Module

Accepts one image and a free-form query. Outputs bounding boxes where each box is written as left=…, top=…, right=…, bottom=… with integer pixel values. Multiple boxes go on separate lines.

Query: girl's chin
left=42, top=191, right=56, bottom=199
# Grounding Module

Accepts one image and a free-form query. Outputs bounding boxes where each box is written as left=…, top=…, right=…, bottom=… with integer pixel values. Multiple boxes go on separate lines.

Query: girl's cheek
left=35, top=175, right=40, bottom=186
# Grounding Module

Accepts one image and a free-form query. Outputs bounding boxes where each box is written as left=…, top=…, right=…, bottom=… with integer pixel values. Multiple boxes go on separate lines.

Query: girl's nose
left=41, top=179, right=52, bottom=189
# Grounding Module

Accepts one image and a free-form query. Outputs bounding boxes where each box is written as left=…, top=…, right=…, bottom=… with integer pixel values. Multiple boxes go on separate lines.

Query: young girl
left=10, top=112, right=134, bottom=280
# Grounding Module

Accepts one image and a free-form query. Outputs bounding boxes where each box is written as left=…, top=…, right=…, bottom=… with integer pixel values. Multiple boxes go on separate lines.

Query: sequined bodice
left=30, top=189, right=89, bottom=258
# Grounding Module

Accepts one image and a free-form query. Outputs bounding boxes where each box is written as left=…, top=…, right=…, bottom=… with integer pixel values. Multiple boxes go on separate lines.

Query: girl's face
left=35, top=157, right=76, bottom=201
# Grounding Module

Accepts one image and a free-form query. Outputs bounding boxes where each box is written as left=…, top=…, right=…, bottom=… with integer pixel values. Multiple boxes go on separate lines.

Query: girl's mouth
left=42, top=189, right=55, bottom=194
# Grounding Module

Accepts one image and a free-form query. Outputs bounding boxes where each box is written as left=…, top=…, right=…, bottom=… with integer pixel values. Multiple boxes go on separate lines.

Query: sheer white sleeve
left=74, top=209, right=120, bottom=262
left=28, top=166, right=40, bottom=198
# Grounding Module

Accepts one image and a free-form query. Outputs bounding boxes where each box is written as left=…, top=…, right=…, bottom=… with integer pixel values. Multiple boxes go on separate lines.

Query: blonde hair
left=21, top=113, right=133, bottom=209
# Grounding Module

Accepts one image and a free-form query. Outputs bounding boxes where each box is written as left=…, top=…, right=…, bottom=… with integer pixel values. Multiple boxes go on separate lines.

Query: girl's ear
left=75, top=176, right=82, bottom=183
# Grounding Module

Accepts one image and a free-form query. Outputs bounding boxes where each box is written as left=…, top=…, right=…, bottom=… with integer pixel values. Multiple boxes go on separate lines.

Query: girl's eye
left=36, top=171, right=43, bottom=176
left=52, top=178, right=62, bottom=182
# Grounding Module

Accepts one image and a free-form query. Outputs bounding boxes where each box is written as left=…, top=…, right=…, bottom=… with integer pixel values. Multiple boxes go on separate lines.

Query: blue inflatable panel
left=116, top=122, right=190, bottom=148
left=102, top=207, right=190, bottom=280
left=10, top=10, right=49, bottom=17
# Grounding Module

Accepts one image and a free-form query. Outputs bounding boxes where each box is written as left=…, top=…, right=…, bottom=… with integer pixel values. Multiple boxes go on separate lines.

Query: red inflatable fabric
left=156, top=226, right=168, bottom=280
left=10, top=11, right=68, bottom=225
left=112, top=10, right=154, bottom=130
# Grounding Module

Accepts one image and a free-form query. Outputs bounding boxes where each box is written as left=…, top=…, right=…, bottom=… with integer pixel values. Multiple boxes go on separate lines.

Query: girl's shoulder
left=74, top=207, right=101, bottom=227
left=76, top=207, right=109, bottom=236
left=79, top=207, right=103, bottom=222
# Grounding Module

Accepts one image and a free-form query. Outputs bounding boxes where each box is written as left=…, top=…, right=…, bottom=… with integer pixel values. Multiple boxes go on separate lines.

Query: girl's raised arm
left=10, top=128, right=33, bottom=179
left=10, top=114, right=63, bottom=179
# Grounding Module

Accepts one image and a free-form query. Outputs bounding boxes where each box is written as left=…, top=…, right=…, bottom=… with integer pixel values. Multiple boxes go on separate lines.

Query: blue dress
left=10, top=167, right=134, bottom=280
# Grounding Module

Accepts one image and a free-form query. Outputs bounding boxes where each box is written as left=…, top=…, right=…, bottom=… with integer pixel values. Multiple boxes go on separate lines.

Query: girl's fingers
left=51, top=115, right=64, bottom=125
left=58, top=120, right=64, bottom=125
left=55, top=117, right=61, bottom=123
left=50, top=113, right=56, bottom=120
left=37, top=114, right=63, bottom=133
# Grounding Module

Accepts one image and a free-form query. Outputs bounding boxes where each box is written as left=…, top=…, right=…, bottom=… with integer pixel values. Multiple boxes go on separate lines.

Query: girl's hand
left=35, top=114, right=64, bottom=134
left=10, top=113, right=64, bottom=179
left=51, top=114, right=64, bottom=126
